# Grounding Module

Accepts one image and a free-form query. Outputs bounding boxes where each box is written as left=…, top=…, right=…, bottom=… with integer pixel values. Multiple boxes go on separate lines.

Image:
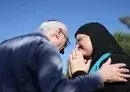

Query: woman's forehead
left=76, top=34, right=88, bottom=38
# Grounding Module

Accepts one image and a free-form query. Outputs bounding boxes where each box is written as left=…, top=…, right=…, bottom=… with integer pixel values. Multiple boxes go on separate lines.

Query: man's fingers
left=102, top=58, right=111, bottom=66
left=112, top=63, right=126, bottom=68
left=119, top=68, right=129, bottom=73
left=119, top=73, right=130, bottom=78
left=101, top=58, right=111, bottom=69
left=116, top=78, right=127, bottom=82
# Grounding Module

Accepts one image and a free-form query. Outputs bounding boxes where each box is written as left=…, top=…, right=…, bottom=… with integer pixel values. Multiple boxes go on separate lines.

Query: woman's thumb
left=85, top=59, right=92, bottom=69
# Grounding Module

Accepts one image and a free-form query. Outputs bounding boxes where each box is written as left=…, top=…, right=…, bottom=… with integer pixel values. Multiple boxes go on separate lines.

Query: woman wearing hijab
left=72, top=22, right=130, bottom=92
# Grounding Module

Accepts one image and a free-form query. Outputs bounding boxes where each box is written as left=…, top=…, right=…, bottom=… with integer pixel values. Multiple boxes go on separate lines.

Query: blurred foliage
left=63, top=61, right=70, bottom=78
left=113, top=32, right=130, bottom=56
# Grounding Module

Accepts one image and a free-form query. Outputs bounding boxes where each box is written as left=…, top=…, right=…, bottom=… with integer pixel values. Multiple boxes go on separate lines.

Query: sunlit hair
left=39, top=20, right=68, bottom=36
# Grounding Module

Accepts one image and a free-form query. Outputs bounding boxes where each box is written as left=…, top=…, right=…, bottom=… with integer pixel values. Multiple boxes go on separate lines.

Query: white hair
left=39, top=20, right=68, bottom=36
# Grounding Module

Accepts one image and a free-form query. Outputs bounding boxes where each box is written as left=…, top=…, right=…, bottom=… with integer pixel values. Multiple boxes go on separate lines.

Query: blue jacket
left=0, top=32, right=103, bottom=92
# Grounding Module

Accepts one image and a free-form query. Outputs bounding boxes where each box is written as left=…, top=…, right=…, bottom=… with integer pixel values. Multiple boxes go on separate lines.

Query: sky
left=0, top=0, right=130, bottom=73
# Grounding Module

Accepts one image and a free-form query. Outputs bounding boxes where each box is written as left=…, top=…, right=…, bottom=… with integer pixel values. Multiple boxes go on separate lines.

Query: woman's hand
left=69, top=47, right=91, bottom=77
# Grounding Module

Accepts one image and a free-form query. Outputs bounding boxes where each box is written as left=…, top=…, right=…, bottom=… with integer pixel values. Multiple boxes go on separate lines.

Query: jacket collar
left=32, top=32, right=49, bottom=41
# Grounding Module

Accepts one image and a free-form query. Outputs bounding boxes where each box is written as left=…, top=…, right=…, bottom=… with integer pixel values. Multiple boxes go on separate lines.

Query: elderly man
left=0, top=20, right=130, bottom=92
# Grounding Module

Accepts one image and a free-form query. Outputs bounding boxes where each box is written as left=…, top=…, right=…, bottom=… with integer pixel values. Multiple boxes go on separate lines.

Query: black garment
left=75, top=22, right=130, bottom=92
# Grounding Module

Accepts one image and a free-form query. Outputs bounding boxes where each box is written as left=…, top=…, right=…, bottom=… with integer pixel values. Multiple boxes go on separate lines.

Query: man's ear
left=56, top=28, right=62, bottom=39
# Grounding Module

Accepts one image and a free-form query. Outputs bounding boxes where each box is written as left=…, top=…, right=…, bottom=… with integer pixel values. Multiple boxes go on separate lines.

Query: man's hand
left=69, top=48, right=91, bottom=77
left=98, top=58, right=130, bottom=83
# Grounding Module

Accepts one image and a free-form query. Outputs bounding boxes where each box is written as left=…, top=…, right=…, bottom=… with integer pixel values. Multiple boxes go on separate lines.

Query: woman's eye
left=77, top=39, right=81, bottom=42
left=77, top=37, right=84, bottom=43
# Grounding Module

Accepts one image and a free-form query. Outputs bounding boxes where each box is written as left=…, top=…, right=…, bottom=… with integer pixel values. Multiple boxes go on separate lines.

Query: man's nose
left=60, top=48, right=64, bottom=54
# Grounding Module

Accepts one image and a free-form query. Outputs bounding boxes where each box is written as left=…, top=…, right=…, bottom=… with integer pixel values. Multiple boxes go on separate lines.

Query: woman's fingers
left=85, top=59, right=92, bottom=73
left=68, top=48, right=90, bottom=74
left=69, top=54, right=72, bottom=61
left=71, top=49, right=75, bottom=59
left=68, top=62, right=72, bottom=78
left=78, top=49, right=82, bottom=57
left=71, top=49, right=78, bottom=60
left=75, top=47, right=79, bottom=56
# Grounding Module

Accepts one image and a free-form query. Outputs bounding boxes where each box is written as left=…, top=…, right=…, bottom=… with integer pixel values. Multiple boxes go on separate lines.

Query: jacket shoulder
left=0, top=34, right=47, bottom=50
